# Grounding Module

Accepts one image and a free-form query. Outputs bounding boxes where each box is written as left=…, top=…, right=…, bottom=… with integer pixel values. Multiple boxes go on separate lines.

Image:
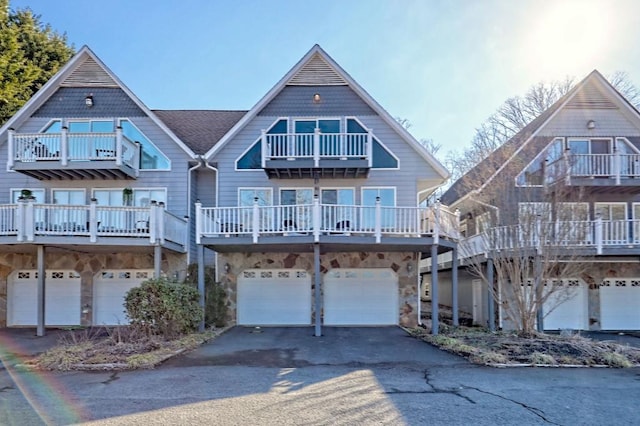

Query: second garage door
left=324, top=268, right=398, bottom=325
left=600, top=279, right=640, bottom=330
left=237, top=269, right=311, bottom=325
left=542, top=279, right=589, bottom=331
left=93, top=270, right=153, bottom=325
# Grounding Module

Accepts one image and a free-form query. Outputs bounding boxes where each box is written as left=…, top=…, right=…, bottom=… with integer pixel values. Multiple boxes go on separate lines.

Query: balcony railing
left=196, top=200, right=460, bottom=244
left=8, top=128, right=141, bottom=176
left=0, top=200, right=187, bottom=248
left=261, top=130, right=373, bottom=168
left=558, top=153, right=640, bottom=185
left=458, top=218, right=640, bottom=258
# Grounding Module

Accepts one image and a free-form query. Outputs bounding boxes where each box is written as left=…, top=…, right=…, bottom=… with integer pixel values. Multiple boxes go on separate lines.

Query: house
left=0, top=46, right=199, bottom=334
left=193, top=45, right=454, bottom=335
left=429, top=70, right=640, bottom=332
left=0, top=44, right=455, bottom=335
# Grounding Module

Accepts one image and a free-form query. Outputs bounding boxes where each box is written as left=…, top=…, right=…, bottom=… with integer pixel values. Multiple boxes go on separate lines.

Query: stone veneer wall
left=218, top=251, right=420, bottom=327
left=0, top=251, right=186, bottom=327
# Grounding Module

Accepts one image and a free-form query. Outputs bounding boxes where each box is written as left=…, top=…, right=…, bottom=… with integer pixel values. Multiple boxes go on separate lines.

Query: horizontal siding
left=212, top=115, right=443, bottom=208
left=33, top=88, right=144, bottom=117
left=539, top=109, right=640, bottom=137
left=258, top=86, right=375, bottom=116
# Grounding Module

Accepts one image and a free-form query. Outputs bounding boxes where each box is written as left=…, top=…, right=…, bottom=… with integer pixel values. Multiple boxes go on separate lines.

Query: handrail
left=264, top=132, right=370, bottom=160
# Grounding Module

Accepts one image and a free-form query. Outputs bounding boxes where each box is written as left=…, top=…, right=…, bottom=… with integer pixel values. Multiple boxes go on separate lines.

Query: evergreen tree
left=0, top=0, right=74, bottom=124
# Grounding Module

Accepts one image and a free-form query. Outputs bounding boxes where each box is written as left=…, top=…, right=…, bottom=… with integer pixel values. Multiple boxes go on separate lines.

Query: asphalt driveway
left=163, top=326, right=465, bottom=368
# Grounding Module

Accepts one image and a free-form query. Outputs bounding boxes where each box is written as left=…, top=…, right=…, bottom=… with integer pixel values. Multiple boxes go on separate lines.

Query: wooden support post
left=431, top=243, right=439, bottom=335
left=36, top=245, right=46, bottom=337
left=452, top=246, right=459, bottom=327
left=487, top=258, right=495, bottom=332
left=314, top=243, right=322, bottom=337
left=198, top=244, right=205, bottom=332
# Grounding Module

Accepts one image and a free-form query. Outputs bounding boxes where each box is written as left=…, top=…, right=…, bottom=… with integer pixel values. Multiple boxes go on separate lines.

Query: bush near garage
left=124, top=277, right=203, bottom=339
left=183, top=263, right=228, bottom=328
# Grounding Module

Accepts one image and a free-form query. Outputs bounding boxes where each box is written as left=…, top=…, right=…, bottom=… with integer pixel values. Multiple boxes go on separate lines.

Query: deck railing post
left=252, top=197, right=260, bottom=243
left=89, top=198, right=98, bottom=243
left=313, top=128, right=320, bottom=167
left=455, top=208, right=461, bottom=239
left=7, top=128, right=14, bottom=169
left=433, top=200, right=441, bottom=245
left=595, top=213, right=603, bottom=255
left=149, top=201, right=158, bottom=243
left=16, top=200, right=24, bottom=242
left=115, top=126, right=123, bottom=166
left=25, top=198, right=35, bottom=242
left=313, top=195, right=321, bottom=242
left=61, top=126, right=68, bottom=166
left=614, top=148, right=621, bottom=185
left=195, top=200, right=202, bottom=244
left=374, top=196, right=382, bottom=243
left=261, top=130, right=267, bottom=168
left=563, top=148, right=571, bottom=185
left=158, top=202, right=166, bottom=244
left=367, top=129, right=373, bottom=167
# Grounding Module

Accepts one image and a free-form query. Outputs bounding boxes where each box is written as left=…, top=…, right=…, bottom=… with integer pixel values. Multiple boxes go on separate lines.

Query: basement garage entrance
left=8, top=270, right=81, bottom=326
left=600, top=279, right=640, bottom=330
left=324, top=268, right=398, bottom=325
left=237, top=269, right=311, bottom=325
left=542, top=279, right=589, bottom=331
left=93, top=270, right=153, bottom=325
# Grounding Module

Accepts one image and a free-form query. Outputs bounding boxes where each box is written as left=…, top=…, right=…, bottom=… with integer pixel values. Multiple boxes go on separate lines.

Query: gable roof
left=204, top=44, right=449, bottom=180
left=441, top=70, right=640, bottom=206
left=153, top=110, right=247, bottom=155
left=0, top=46, right=198, bottom=159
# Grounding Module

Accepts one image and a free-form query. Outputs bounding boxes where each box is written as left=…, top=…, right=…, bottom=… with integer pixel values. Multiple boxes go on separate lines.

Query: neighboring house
left=0, top=46, right=199, bottom=332
left=429, top=70, right=640, bottom=332
left=195, top=45, right=453, bottom=333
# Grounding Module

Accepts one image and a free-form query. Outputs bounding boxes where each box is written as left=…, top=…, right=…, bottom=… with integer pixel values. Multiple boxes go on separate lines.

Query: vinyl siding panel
left=213, top=115, right=442, bottom=208
left=258, top=86, right=375, bottom=116
left=33, top=88, right=144, bottom=117
left=539, top=108, right=640, bottom=137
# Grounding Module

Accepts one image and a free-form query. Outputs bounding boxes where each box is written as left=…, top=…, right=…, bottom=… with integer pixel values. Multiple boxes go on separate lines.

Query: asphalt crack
left=101, top=372, right=120, bottom=385
left=386, top=369, right=477, bottom=404
left=461, top=385, right=559, bottom=425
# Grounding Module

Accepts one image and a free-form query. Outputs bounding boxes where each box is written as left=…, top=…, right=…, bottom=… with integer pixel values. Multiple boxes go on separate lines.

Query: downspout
left=187, top=158, right=204, bottom=265
left=203, top=159, right=220, bottom=282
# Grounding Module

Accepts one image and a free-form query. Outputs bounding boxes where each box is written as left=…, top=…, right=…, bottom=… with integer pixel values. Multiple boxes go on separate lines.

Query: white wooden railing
left=457, top=218, right=640, bottom=259
left=567, top=153, right=640, bottom=184
left=261, top=130, right=373, bottom=168
left=0, top=200, right=186, bottom=248
left=196, top=199, right=460, bottom=244
left=8, top=128, right=141, bottom=175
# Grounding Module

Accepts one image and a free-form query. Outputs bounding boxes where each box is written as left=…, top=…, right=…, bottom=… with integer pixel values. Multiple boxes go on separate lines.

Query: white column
left=374, top=196, right=382, bottom=243
left=252, top=197, right=260, bottom=243
left=313, top=195, right=321, bottom=242
left=157, top=202, right=166, bottom=244
left=7, top=128, right=14, bottom=169
left=60, top=126, right=68, bottom=166
left=595, top=213, right=603, bottom=255
left=115, top=126, right=123, bottom=166
left=36, top=245, right=46, bottom=337
left=89, top=198, right=98, bottom=243
left=313, top=128, right=320, bottom=167
left=195, top=200, right=202, bottom=244
left=25, top=199, right=35, bottom=242
left=261, top=130, right=267, bottom=168
left=149, top=200, right=158, bottom=243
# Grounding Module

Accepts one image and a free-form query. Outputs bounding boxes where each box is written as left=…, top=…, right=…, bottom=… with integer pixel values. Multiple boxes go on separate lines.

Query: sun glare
left=520, top=1, right=615, bottom=79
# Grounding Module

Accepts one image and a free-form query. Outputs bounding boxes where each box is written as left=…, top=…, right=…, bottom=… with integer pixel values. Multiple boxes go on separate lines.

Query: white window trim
left=594, top=202, right=628, bottom=221
left=91, top=187, right=167, bottom=207
left=515, top=137, right=565, bottom=187
left=38, top=119, right=63, bottom=132
left=237, top=187, right=273, bottom=206
left=567, top=137, right=614, bottom=153
left=615, top=137, right=640, bottom=154
left=320, top=187, right=356, bottom=205
left=10, top=188, right=45, bottom=203
left=556, top=202, right=589, bottom=220
left=293, top=117, right=342, bottom=132
left=118, top=118, right=171, bottom=172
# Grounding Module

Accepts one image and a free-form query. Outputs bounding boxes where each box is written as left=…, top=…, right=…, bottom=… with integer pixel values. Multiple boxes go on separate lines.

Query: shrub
left=183, top=264, right=227, bottom=328
left=124, top=277, right=203, bottom=339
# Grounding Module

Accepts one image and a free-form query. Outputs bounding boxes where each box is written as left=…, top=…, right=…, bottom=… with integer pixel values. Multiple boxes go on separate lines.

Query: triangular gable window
left=237, top=119, right=287, bottom=169
left=347, top=119, right=398, bottom=169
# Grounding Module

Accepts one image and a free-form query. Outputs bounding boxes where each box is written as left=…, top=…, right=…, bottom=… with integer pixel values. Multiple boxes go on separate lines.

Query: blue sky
left=11, top=0, right=640, bottom=157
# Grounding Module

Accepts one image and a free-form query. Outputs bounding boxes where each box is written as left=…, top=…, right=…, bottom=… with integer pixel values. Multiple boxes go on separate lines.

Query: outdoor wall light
left=224, top=263, right=230, bottom=273
left=312, top=93, right=321, bottom=103
left=85, top=94, right=94, bottom=107
left=81, top=304, right=91, bottom=314
left=587, top=119, right=596, bottom=130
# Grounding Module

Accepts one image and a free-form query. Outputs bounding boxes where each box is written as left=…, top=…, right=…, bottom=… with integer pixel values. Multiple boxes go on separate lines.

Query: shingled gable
left=0, top=46, right=197, bottom=159
left=203, top=44, right=449, bottom=180
left=441, top=70, right=640, bottom=206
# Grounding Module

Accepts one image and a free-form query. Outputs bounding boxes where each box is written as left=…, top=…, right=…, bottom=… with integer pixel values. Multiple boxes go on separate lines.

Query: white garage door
left=8, top=270, right=81, bottom=326
left=600, top=279, right=640, bottom=330
left=542, top=279, right=588, bottom=331
left=94, top=270, right=153, bottom=325
left=237, top=269, right=311, bottom=325
left=324, top=268, right=398, bottom=326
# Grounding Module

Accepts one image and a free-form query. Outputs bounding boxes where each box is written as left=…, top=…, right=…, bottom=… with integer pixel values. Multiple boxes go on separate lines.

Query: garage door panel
left=94, top=270, right=153, bottom=326
left=543, top=281, right=588, bottom=331
left=8, top=270, right=81, bottom=326
left=237, top=269, right=311, bottom=326
left=324, top=269, right=398, bottom=326
left=600, top=281, right=640, bottom=330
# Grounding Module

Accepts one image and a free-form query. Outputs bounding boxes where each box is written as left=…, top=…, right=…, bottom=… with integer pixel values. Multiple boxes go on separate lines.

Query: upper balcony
left=7, top=128, right=140, bottom=180
left=0, top=200, right=187, bottom=252
left=261, top=130, right=372, bottom=178
left=196, top=200, right=460, bottom=253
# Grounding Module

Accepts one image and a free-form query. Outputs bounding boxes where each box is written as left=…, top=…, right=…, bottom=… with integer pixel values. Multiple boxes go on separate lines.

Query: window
left=11, top=189, right=45, bottom=203
left=51, top=189, right=85, bottom=228
left=280, top=188, right=313, bottom=231
left=518, top=202, right=552, bottom=223
left=556, top=203, right=589, bottom=244
left=237, top=119, right=287, bottom=170
left=52, top=189, right=85, bottom=205
left=93, top=188, right=166, bottom=207
left=348, top=118, right=398, bottom=168
left=596, top=202, right=628, bottom=244
left=475, top=212, right=491, bottom=234
left=362, top=187, right=396, bottom=229
left=516, top=138, right=564, bottom=186
left=43, top=119, right=170, bottom=170
left=238, top=188, right=272, bottom=206
left=321, top=188, right=355, bottom=230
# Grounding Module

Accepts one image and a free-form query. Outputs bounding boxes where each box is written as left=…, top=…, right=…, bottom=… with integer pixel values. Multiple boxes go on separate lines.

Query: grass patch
left=413, top=325, right=640, bottom=367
